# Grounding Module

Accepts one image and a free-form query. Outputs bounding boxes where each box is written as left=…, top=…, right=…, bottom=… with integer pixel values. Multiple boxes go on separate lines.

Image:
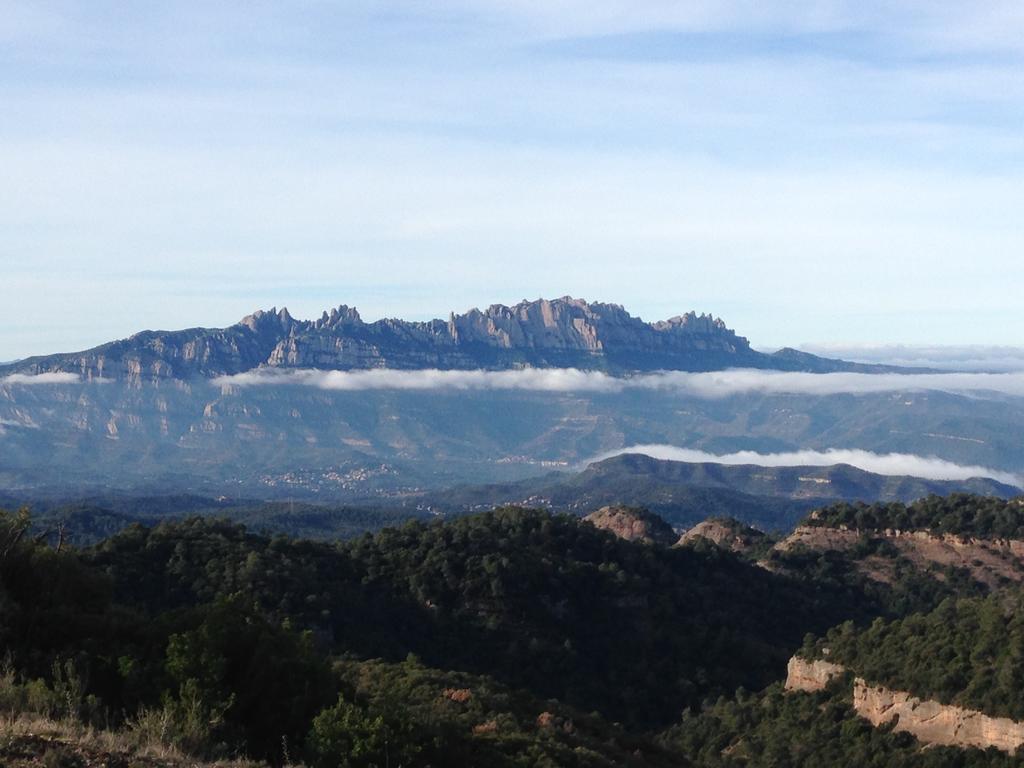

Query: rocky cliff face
left=785, top=656, right=1024, bottom=753
left=0, top=297, right=896, bottom=382
left=583, top=506, right=678, bottom=545
left=784, top=656, right=845, bottom=692
left=854, top=677, right=1024, bottom=754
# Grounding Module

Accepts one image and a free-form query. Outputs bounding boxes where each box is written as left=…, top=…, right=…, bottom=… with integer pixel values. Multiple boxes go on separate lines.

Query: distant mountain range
left=0, top=297, right=912, bottom=381
left=410, top=454, right=1021, bottom=531
left=4, top=297, right=1019, bottom=501
left=8, top=454, right=1016, bottom=545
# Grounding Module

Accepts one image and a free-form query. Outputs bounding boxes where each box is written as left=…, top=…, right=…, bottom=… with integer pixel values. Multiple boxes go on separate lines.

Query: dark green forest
left=807, top=495, right=1024, bottom=538
left=2, top=505, right=829, bottom=765
left=5, top=496, right=1024, bottom=766
left=763, top=530, right=989, bottom=619
left=811, top=595, right=1024, bottom=720
left=21, top=496, right=428, bottom=546
left=662, top=683, right=1022, bottom=767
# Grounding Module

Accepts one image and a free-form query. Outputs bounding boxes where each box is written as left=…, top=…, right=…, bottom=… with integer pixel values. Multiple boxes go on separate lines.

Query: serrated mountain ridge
left=0, top=296, right=905, bottom=382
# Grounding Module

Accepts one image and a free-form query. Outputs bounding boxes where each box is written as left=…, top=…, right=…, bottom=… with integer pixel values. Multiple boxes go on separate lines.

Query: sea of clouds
left=214, top=367, right=1024, bottom=399
left=587, top=445, right=1023, bottom=487
left=0, top=372, right=83, bottom=385
left=5, top=368, right=1022, bottom=485
left=797, top=345, right=1024, bottom=373
left=8, top=367, right=1024, bottom=399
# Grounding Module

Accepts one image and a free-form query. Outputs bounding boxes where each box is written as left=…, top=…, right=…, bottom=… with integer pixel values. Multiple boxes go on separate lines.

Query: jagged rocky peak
left=447, top=296, right=743, bottom=351
left=315, top=305, right=363, bottom=330
left=239, top=306, right=300, bottom=333
left=452, top=296, right=608, bottom=349
left=236, top=297, right=740, bottom=351
left=0, top=295, right=888, bottom=382
left=653, top=312, right=729, bottom=334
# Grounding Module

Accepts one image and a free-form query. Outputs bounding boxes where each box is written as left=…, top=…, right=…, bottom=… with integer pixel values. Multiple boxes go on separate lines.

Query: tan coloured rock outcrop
left=784, top=656, right=845, bottom=692
left=785, top=655, right=1024, bottom=754
left=774, top=525, right=863, bottom=554
left=678, top=519, right=766, bottom=554
left=854, top=677, right=1024, bottom=754
left=583, top=506, right=677, bottom=545
left=774, top=526, right=1024, bottom=589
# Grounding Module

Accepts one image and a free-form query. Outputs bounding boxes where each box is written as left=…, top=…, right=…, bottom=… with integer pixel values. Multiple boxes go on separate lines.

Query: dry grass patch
left=0, top=712, right=278, bottom=768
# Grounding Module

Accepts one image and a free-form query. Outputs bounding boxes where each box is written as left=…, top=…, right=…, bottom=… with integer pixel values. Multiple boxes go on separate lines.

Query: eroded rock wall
left=854, top=677, right=1024, bottom=754
left=785, top=655, right=1024, bottom=754
left=784, top=656, right=845, bottom=692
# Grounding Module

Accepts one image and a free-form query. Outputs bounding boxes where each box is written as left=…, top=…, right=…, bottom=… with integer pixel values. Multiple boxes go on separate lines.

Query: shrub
left=307, top=695, right=421, bottom=768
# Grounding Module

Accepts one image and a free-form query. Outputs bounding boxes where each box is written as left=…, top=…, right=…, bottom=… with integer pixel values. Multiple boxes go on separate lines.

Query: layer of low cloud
left=799, top=345, right=1024, bottom=373
left=214, top=367, right=1024, bottom=399
left=589, top=445, right=1023, bottom=487
left=215, top=367, right=618, bottom=392
left=0, top=372, right=82, bottom=386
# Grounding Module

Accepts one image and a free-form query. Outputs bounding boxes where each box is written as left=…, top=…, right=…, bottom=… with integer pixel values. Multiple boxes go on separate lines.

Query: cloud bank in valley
left=214, top=367, right=619, bottom=392
left=798, top=345, right=1024, bottom=373
left=0, top=372, right=82, bottom=386
left=214, top=367, right=1024, bottom=399
left=588, top=445, right=1023, bottom=488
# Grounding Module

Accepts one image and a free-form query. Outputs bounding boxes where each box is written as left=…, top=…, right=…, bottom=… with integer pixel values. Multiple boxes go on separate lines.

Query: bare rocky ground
left=785, top=656, right=1024, bottom=754
left=773, top=525, right=1024, bottom=588
left=677, top=518, right=768, bottom=555
left=583, top=504, right=679, bottom=545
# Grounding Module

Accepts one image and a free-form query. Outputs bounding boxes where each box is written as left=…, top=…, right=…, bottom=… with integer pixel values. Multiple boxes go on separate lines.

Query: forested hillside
left=83, top=508, right=849, bottom=726
left=811, top=595, right=1024, bottom=720
left=807, top=495, right=1024, bottom=538
left=0, top=504, right=840, bottom=765
left=6, top=495, right=1024, bottom=766
left=661, top=683, right=1022, bottom=767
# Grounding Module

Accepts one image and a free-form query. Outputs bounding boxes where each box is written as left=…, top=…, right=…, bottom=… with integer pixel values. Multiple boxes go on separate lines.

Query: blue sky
left=1, top=1, right=1023, bottom=360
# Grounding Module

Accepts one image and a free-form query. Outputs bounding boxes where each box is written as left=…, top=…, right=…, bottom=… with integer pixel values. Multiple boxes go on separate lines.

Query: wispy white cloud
left=0, top=372, right=81, bottom=385
left=588, top=444, right=1023, bottom=487
left=640, top=370, right=1024, bottom=398
left=214, top=367, right=618, bottom=392
left=429, top=1, right=1024, bottom=54
left=798, top=344, right=1024, bottom=373
left=214, top=367, right=1024, bottom=399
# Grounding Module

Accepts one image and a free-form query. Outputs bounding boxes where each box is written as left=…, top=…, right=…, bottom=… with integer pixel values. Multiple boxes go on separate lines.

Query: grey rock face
left=0, top=296, right=896, bottom=382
